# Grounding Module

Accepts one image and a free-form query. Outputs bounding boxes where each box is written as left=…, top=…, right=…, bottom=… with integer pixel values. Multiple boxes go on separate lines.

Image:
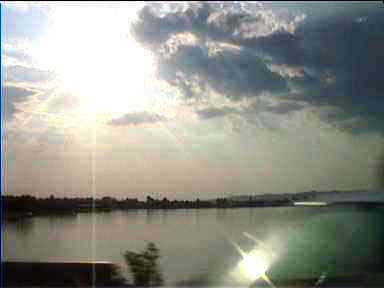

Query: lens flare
left=228, top=232, right=277, bottom=288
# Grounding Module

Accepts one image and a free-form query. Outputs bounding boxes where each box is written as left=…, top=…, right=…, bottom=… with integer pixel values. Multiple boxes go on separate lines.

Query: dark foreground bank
left=3, top=261, right=384, bottom=287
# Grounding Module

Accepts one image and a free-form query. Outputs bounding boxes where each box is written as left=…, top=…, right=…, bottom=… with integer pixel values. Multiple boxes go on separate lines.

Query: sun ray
left=243, top=232, right=278, bottom=259
left=261, top=274, right=276, bottom=288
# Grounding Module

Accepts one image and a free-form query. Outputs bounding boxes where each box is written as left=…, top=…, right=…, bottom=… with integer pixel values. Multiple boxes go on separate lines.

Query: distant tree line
left=378, top=150, right=384, bottom=188
left=2, top=193, right=296, bottom=218
left=8, top=189, right=373, bottom=219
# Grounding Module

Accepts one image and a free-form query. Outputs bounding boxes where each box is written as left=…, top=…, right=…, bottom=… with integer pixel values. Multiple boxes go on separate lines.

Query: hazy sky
left=2, top=2, right=384, bottom=200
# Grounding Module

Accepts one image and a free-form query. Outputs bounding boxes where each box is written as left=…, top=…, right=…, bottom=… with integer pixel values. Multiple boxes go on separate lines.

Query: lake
left=3, top=206, right=384, bottom=286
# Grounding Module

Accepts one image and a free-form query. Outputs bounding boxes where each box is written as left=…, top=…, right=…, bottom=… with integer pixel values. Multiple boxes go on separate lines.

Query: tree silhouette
left=124, top=242, right=163, bottom=287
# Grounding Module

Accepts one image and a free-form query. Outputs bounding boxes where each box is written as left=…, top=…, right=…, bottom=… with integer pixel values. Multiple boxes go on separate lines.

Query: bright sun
left=34, top=4, right=156, bottom=114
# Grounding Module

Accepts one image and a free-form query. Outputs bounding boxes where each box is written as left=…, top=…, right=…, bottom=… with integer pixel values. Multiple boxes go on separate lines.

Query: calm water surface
left=4, top=207, right=384, bottom=285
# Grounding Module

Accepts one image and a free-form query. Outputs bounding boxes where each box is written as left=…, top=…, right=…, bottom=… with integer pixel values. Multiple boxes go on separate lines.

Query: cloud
left=44, top=91, right=81, bottom=114
left=195, top=106, right=238, bottom=119
left=132, top=3, right=304, bottom=47
left=195, top=98, right=304, bottom=121
left=5, top=65, right=54, bottom=84
left=239, top=6, right=384, bottom=133
left=3, top=41, right=35, bottom=67
left=2, top=85, right=38, bottom=120
left=294, top=11, right=384, bottom=130
left=132, top=4, right=191, bottom=46
left=132, top=2, right=384, bottom=134
left=107, top=112, right=166, bottom=126
left=264, top=101, right=305, bottom=114
left=132, top=3, right=289, bottom=100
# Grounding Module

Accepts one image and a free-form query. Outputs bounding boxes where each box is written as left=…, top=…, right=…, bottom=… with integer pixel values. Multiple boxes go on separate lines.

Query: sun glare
left=228, top=233, right=277, bottom=288
left=237, top=249, right=270, bottom=281
left=34, top=4, right=156, bottom=114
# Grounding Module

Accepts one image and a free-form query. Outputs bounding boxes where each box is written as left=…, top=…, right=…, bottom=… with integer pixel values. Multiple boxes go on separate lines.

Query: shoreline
left=4, top=200, right=384, bottom=221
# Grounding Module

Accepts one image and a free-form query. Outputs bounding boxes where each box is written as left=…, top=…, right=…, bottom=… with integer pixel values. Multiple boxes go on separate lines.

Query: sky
left=2, top=1, right=384, bottom=200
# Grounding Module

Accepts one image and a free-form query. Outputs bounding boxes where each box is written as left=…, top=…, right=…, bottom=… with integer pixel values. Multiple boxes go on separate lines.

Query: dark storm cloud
left=107, top=112, right=166, bottom=126
left=132, top=5, right=183, bottom=44
left=132, top=2, right=384, bottom=134
left=242, top=6, right=384, bottom=133
left=132, top=3, right=212, bottom=46
left=277, top=9, right=384, bottom=134
left=239, top=32, right=305, bottom=66
left=2, top=85, right=36, bottom=120
left=132, top=3, right=289, bottom=99
left=157, top=45, right=288, bottom=99
left=131, top=3, right=300, bottom=47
